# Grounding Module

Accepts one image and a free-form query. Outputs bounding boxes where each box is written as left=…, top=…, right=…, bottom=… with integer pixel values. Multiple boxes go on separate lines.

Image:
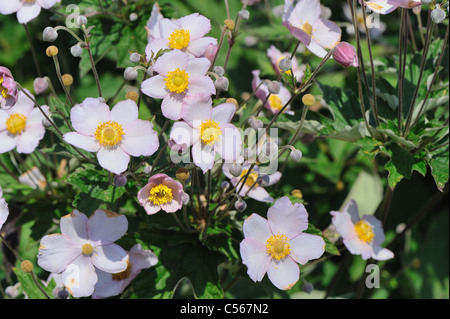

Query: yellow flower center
left=112, top=262, right=132, bottom=281
left=268, top=95, right=283, bottom=112
left=366, top=2, right=384, bottom=11
left=168, top=29, right=191, bottom=50
left=266, top=233, right=291, bottom=260
left=200, top=119, right=221, bottom=145
left=354, top=220, right=375, bottom=243
left=0, top=77, right=11, bottom=98
left=149, top=184, right=173, bottom=206
left=239, top=169, right=259, bottom=187
left=94, top=121, right=125, bottom=148
left=6, top=113, right=27, bottom=135
left=302, top=22, right=313, bottom=36
left=81, top=243, right=94, bottom=255
left=165, top=68, right=189, bottom=94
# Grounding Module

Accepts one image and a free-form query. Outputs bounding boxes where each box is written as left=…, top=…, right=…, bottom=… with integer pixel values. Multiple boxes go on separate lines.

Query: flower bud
left=70, top=45, right=83, bottom=58
left=220, top=181, right=230, bottom=190
left=43, top=27, right=58, bottom=42
left=256, top=174, right=270, bottom=187
left=224, top=19, right=235, bottom=31
left=113, top=174, right=127, bottom=187
left=248, top=117, right=263, bottom=129
left=213, top=66, right=225, bottom=77
left=181, top=192, right=190, bottom=205
left=278, top=57, right=292, bottom=73
left=5, top=285, right=20, bottom=298
left=176, top=167, right=190, bottom=182
left=46, top=45, right=59, bottom=57
left=20, top=260, right=34, bottom=273
left=215, top=76, right=229, bottom=92
left=124, top=67, right=138, bottom=81
left=333, top=42, right=358, bottom=68
left=77, top=15, right=88, bottom=26
left=235, top=198, right=247, bottom=212
left=291, top=189, right=303, bottom=199
left=238, top=10, right=250, bottom=20
left=33, top=77, right=49, bottom=95
left=229, top=163, right=243, bottom=177
left=61, top=74, right=73, bottom=87
left=431, top=8, right=446, bottom=24
left=302, top=282, right=314, bottom=294
left=302, top=94, right=316, bottom=106
left=125, top=91, right=139, bottom=101
left=129, top=13, right=138, bottom=22
left=144, top=164, right=153, bottom=174
left=268, top=81, right=281, bottom=94
left=130, top=52, right=141, bottom=63
left=53, top=287, right=70, bottom=299
left=290, top=148, right=302, bottom=162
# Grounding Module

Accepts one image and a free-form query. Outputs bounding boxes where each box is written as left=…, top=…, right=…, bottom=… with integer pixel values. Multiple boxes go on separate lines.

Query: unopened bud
left=215, top=76, right=229, bottom=92
left=224, top=19, right=235, bottom=31
left=144, top=164, right=153, bottom=174
left=176, top=167, right=190, bottom=182
left=238, top=9, right=250, bottom=20
left=291, top=189, right=303, bottom=199
left=290, top=149, right=302, bottom=162
left=129, top=12, right=138, bottom=22
left=46, top=45, right=59, bottom=57
left=125, top=91, right=139, bottom=101
left=20, top=260, right=34, bottom=273
left=268, top=81, right=281, bottom=94
left=70, top=45, right=83, bottom=58
left=130, top=52, right=141, bottom=63
left=235, top=198, right=247, bottom=212
left=181, top=192, right=190, bottom=205
left=5, top=285, right=20, bottom=298
left=333, top=42, right=358, bottom=68
left=77, top=15, right=87, bottom=26
left=431, top=8, right=446, bottom=24
left=220, top=181, right=230, bottom=190
left=278, top=58, right=292, bottom=73
left=229, top=163, right=243, bottom=177
left=43, top=27, right=58, bottom=42
left=248, top=117, right=263, bottom=129
left=33, top=77, right=49, bottom=95
left=302, top=94, right=316, bottom=106
left=302, top=282, right=314, bottom=294
left=53, top=287, right=70, bottom=299
left=124, top=67, right=138, bottom=81
left=213, top=66, right=225, bottom=77
left=256, top=174, right=270, bottom=187
left=61, top=74, right=73, bottom=87
left=113, top=174, right=127, bottom=187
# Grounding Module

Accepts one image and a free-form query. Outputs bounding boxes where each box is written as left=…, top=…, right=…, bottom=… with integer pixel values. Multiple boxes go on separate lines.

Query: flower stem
left=23, top=24, right=42, bottom=77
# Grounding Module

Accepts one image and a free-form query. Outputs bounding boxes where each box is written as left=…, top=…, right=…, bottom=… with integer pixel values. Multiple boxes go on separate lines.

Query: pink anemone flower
left=63, top=98, right=159, bottom=175
left=240, top=197, right=325, bottom=290
left=0, top=0, right=61, bottom=24
left=0, top=66, right=19, bottom=109
left=360, top=0, right=422, bottom=15
left=137, top=173, right=184, bottom=215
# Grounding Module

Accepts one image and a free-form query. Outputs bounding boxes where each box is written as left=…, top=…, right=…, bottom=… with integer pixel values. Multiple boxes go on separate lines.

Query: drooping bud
left=278, top=57, right=292, bottom=73
left=235, top=198, right=247, bottom=212
left=290, top=148, right=303, bottom=162
left=33, top=77, right=49, bottom=95
left=213, top=66, right=225, bottom=77
left=220, top=181, right=230, bottom=190
left=70, top=45, right=83, bottom=58
left=124, top=67, right=138, bottom=81
left=113, top=174, right=127, bottom=187
left=130, top=52, right=141, bottom=63
left=229, top=163, right=243, bottom=177
left=53, top=287, right=70, bottom=299
left=268, top=81, right=281, bottom=94
left=420, top=0, right=431, bottom=4
left=302, top=282, right=314, bottom=294
left=129, top=13, right=138, bottom=22
left=181, top=192, right=190, bottom=205
left=43, top=27, right=58, bottom=42
left=215, top=76, right=229, bottom=92
left=238, top=10, right=250, bottom=20
left=332, top=42, right=359, bottom=68
left=248, top=117, right=263, bottom=129
left=77, top=15, right=88, bottom=26
left=256, top=174, right=270, bottom=187
left=144, top=164, right=153, bottom=175
left=431, top=7, right=446, bottom=24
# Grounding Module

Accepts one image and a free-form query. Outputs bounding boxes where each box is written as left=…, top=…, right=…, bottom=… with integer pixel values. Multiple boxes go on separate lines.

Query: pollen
left=301, top=22, right=313, bottom=36
left=268, top=95, right=283, bottom=111
left=266, top=233, right=291, bottom=260
left=81, top=243, right=94, bottom=255
left=200, top=119, right=221, bottom=145
left=239, top=169, right=259, bottom=187
left=149, top=184, right=173, bottom=206
left=94, top=121, right=125, bottom=148
left=6, top=113, right=27, bottom=135
left=0, top=77, right=11, bottom=98
left=165, top=68, right=189, bottom=93
left=354, top=220, right=375, bottom=243
left=168, top=29, right=191, bottom=50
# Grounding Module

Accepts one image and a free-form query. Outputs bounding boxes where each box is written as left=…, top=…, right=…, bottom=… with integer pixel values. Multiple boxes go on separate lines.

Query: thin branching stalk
left=23, top=24, right=42, bottom=77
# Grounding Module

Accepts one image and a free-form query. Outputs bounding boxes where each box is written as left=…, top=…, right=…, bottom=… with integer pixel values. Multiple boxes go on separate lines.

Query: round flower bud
left=20, top=260, right=34, bottom=273
left=181, top=192, right=190, bottom=205
left=332, top=42, right=359, bottom=68
left=70, top=45, right=83, bottom=58
left=431, top=8, right=446, bottom=24
left=268, top=81, right=281, bottom=94
left=125, top=91, right=139, bottom=101
left=129, top=12, right=138, bottom=22
left=130, top=52, right=141, bottom=63
left=176, top=167, right=190, bottom=182
left=220, top=181, right=230, bottom=190
left=302, top=282, right=314, bottom=294
left=290, top=149, right=302, bottom=162
left=5, top=285, right=20, bottom=298
left=215, top=76, right=229, bottom=92
left=42, top=118, right=52, bottom=128
left=144, top=164, right=153, bottom=174
left=248, top=117, right=263, bottom=129
left=302, top=94, right=316, bottom=106
left=238, top=9, right=250, bottom=20
left=46, top=45, right=59, bottom=57
left=235, top=198, right=247, bottom=212
left=229, top=163, right=243, bottom=177
left=61, top=74, right=73, bottom=87
left=224, top=18, right=235, bottom=31
left=278, top=57, right=292, bottom=73
left=291, top=189, right=303, bottom=199
left=213, top=66, right=225, bottom=77
left=256, top=174, right=270, bottom=187
left=53, top=287, right=70, bottom=299
left=43, top=27, right=58, bottom=42
left=33, top=77, right=49, bottom=95
left=124, top=67, right=138, bottom=81
left=113, top=174, right=127, bottom=187
left=77, top=15, right=88, bottom=26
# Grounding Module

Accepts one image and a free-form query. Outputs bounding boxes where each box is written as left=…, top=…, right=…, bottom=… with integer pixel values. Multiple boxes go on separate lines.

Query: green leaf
left=428, top=145, right=449, bottom=192
left=13, top=267, right=55, bottom=299
left=304, top=224, right=340, bottom=256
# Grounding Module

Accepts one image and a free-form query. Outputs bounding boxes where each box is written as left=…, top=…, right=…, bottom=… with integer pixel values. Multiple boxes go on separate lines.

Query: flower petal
left=15, top=124, right=45, bottom=154
left=215, top=123, right=241, bottom=162
left=186, top=57, right=211, bottom=77
left=87, top=209, right=128, bottom=244
left=0, top=131, right=18, bottom=153
left=91, top=243, right=129, bottom=273
left=60, top=210, right=89, bottom=243
left=267, top=197, right=309, bottom=239
left=0, top=0, right=21, bottom=14
left=240, top=238, right=271, bottom=282
left=121, top=120, right=159, bottom=157
left=343, top=237, right=373, bottom=260
left=192, top=141, right=215, bottom=173
left=178, top=13, right=211, bottom=40
left=141, top=75, right=167, bottom=99
left=169, top=121, right=194, bottom=147
left=212, top=103, right=236, bottom=127
left=17, top=2, right=41, bottom=24
left=267, top=257, right=299, bottom=290
left=110, top=99, right=139, bottom=126
left=242, top=213, right=271, bottom=243
left=371, top=245, right=394, bottom=261
left=180, top=94, right=212, bottom=126
left=161, top=93, right=185, bottom=120
left=186, top=76, right=216, bottom=96
left=96, top=146, right=130, bottom=174
left=63, top=132, right=100, bottom=152
left=70, top=98, right=110, bottom=136
left=37, top=234, right=80, bottom=273
left=61, top=255, right=97, bottom=298
left=187, top=37, right=217, bottom=58
left=153, top=49, right=189, bottom=75
left=289, top=233, right=325, bottom=264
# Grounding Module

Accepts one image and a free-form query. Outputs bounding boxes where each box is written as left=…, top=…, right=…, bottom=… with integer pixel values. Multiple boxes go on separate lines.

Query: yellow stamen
left=6, top=113, right=27, bottom=135
left=168, top=29, right=191, bottom=50
left=277, top=56, right=292, bottom=75
left=266, top=233, right=291, bottom=260
left=81, top=243, right=94, bottom=255
left=268, top=95, right=283, bottom=111
left=354, top=220, right=375, bottom=243
left=366, top=2, right=384, bottom=11
left=94, top=121, right=125, bottom=148
left=164, top=68, right=189, bottom=93
left=302, top=22, right=313, bottom=36
left=200, top=119, right=221, bottom=145
left=149, top=184, right=173, bottom=206
left=239, top=169, right=259, bottom=187
left=0, top=77, right=11, bottom=98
